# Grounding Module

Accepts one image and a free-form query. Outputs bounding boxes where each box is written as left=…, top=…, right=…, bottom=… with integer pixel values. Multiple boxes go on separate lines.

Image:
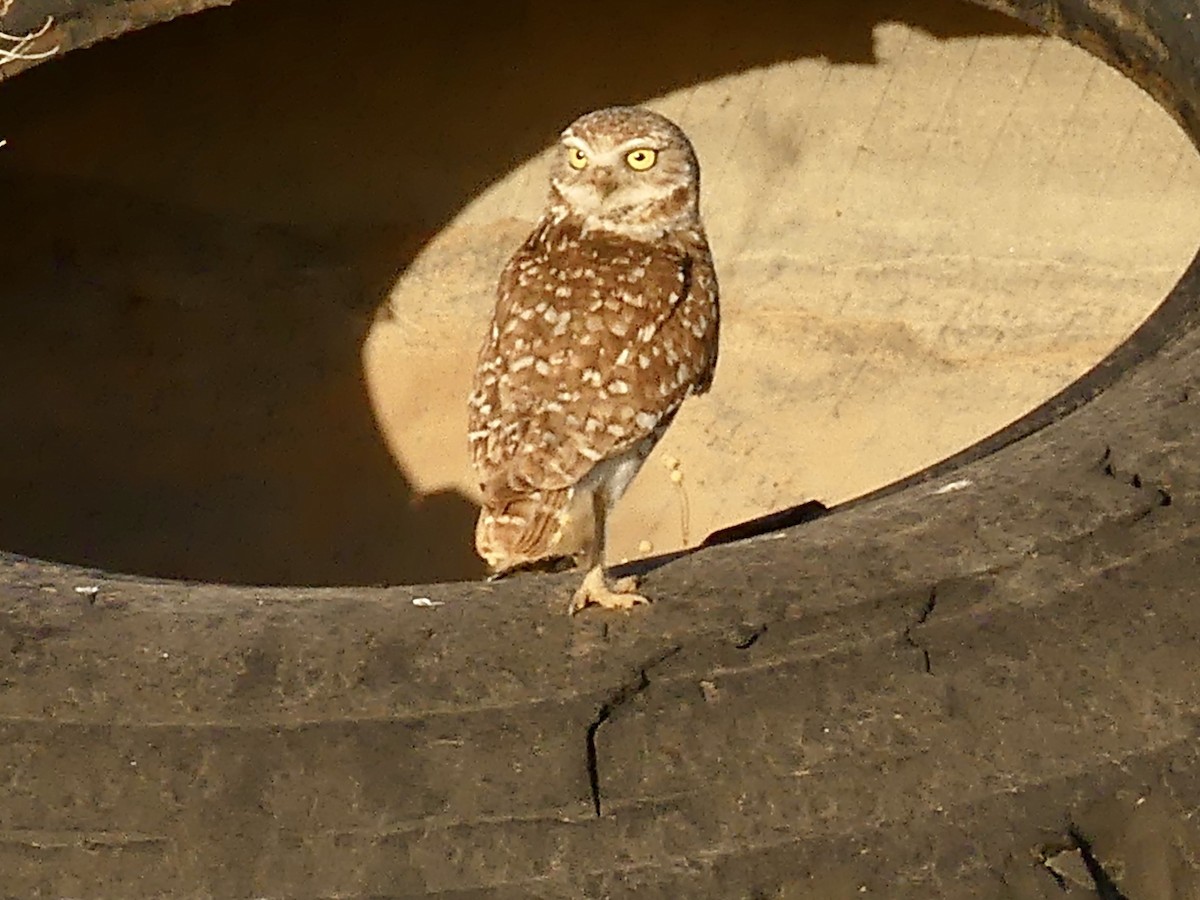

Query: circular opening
left=0, top=0, right=1196, bottom=586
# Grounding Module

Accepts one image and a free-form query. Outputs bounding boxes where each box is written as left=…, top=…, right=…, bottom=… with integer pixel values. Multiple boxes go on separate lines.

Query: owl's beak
left=593, top=171, right=619, bottom=199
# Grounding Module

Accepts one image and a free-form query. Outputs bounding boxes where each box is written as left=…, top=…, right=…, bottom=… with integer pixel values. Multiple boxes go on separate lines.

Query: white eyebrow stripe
left=561, top=135, right=592, bottom=153
left=614, top=137, right=661, bottom=153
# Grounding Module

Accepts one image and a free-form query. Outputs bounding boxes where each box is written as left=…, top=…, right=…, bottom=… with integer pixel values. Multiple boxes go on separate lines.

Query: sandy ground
left=0, top=0, right=1196, bottom=584
left=372, top=22, right=1200, bottom=565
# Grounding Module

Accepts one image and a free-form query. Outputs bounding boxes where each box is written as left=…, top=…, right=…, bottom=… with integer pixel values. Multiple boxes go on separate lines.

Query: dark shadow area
left=0, top=0, right=1032, bottom=586
left=610, top=500, right=831, bottom=580
left=0, top=171, right=485, bottom=586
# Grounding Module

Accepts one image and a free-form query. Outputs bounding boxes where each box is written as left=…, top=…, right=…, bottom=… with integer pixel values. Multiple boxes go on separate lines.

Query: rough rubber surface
left=2, top=0, right=1200, bottom=897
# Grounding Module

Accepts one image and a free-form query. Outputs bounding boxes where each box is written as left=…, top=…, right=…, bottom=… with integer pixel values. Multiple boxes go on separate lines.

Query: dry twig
left=0, top=0, right=59, bottom=148
left=0, top=1, right=59, bottom=69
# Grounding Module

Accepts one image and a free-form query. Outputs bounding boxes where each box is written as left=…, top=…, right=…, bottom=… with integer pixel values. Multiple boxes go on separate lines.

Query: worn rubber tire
left=1, top=0, right=1199, bottom=897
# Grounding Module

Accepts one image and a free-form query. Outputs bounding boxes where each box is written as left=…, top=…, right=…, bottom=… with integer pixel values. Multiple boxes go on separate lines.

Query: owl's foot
left=569, top=565, right=649, bottom=615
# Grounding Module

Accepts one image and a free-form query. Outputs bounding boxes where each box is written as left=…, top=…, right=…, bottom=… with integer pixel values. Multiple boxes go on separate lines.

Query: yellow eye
left=625, top=148, right=658, bottom=171
left=567, top=147, right=588, bottom=170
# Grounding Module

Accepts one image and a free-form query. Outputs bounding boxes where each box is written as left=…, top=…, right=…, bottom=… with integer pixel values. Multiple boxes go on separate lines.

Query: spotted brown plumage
left=467, top=106, right=720, bottom=612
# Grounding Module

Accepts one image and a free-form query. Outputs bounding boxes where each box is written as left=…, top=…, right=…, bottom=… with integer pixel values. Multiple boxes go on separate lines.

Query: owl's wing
left=470, top=225, right=719, bottom=505
left=684, top=240, right=720, bottom=396
left=467, top=232, right=536, bottom=485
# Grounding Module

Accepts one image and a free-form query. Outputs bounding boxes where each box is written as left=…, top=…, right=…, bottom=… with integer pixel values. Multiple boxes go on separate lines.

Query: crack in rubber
left=735, top=624, right=768, bottom=650
left=1100, top=445, right=1174, bottom=509
left=585, top=646, right=681, bottom=817
left=903, top=587, right=937, bottom=674
left=1068, top=825, right=1131, bottom=900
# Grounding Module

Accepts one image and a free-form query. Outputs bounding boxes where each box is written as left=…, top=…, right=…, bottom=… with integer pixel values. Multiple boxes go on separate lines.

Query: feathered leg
left=568, top=484, right=648, bottom=614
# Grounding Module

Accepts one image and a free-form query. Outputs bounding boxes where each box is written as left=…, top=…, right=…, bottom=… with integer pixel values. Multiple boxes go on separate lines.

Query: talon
left=569, top=566, right=650, bottom=614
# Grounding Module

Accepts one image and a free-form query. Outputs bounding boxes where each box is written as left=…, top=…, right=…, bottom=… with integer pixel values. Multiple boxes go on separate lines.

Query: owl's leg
left=569, top=487, right=649, bottom=614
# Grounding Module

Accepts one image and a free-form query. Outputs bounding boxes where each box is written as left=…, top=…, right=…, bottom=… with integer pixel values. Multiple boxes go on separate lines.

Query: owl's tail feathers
left=475, top=487, right=578, bottom=573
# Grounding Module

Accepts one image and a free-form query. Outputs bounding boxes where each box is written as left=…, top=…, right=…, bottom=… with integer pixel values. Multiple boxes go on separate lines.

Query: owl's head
left=550, top=106, right=701, bottom=238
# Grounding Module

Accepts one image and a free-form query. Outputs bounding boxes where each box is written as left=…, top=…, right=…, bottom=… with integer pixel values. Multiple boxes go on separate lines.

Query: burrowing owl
left=468, top=106, right=719, bottom=613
